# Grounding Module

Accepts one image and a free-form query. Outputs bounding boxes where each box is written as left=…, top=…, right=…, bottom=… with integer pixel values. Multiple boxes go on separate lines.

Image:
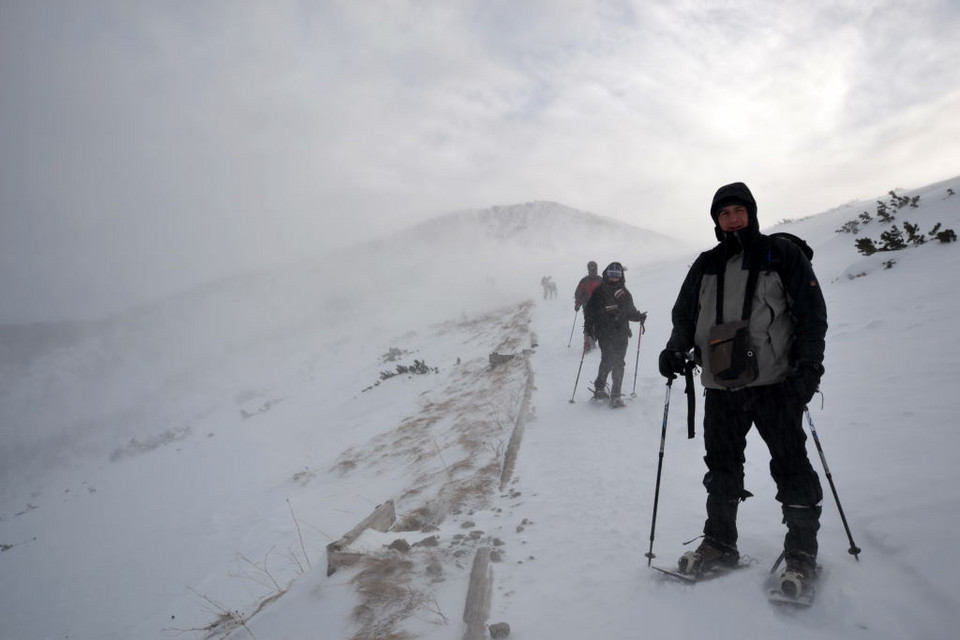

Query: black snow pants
left=701, top=384, right=823, bottom=559
left=595, top=332, right=630, bottom=397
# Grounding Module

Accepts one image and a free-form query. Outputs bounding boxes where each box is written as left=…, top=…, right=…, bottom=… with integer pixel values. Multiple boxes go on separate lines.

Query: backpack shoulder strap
left=711, top=246, right=727, bottom=325
left=740, top=258, right=761, bottom=321
left=712, top=243, right=762, bottom=324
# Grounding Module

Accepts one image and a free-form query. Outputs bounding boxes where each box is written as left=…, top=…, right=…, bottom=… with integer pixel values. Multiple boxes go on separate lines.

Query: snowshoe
left=610, top=395, right=625, bottom=408
left=652, top=561, right=744, bottom=583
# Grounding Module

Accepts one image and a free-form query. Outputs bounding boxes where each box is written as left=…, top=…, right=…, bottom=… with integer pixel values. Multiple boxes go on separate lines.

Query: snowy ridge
left=2, top=177, right=960, bottom=639
left=393, top=200, right=682, bottom=249
left=465, top=200, right=678, bottom=247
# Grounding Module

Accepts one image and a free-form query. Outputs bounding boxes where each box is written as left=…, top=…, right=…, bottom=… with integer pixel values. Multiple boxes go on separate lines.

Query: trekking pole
left=804, top=408, right=862, bottom=560
left=630, top=324, right=644, bottom=398
left=568, top=343, right=587, bottom=403
left=567, top=309, right=579, bottom=348
left=645, top=378, right=674, bottom=565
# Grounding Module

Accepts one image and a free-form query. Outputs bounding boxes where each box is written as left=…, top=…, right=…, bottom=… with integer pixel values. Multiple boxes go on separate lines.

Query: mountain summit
left=383, top=200, right=684, bottom=251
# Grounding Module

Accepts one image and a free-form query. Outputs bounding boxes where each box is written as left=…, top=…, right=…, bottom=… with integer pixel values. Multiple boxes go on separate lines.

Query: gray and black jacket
left=666, top=233, right=827, bottom=389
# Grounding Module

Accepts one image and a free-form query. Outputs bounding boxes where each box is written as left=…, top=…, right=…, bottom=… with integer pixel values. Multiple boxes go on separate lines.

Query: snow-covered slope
left=2, top=183, right=959, bottom=640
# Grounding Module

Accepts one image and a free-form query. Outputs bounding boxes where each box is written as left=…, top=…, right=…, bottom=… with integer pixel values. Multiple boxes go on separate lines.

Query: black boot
left=679, top=495, right=740, bottom=574
left=780, top=505, right=821, bottom=596
left=782, top=504, right=821, bottom=560
left=704, top=494, right=740, bottom=549
left=592, top=380, right=609, bottom=399
left=678, top=537, right=739, bottom=574
left=610, top=369, right=623, bottom=399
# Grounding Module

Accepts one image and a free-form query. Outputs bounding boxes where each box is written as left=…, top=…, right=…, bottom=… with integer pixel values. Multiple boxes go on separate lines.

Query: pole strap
left=684, top=362, right=696, bottom=439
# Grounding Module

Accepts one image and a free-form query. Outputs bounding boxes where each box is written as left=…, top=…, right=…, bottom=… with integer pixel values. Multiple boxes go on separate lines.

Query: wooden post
left=325, top=500, right=396, bottom=576
left=462, top=547, right=493, bottom=640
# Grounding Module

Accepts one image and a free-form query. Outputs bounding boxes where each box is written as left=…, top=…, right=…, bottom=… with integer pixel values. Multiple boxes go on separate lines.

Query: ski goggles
left=606, top=269, right=623, bottom=279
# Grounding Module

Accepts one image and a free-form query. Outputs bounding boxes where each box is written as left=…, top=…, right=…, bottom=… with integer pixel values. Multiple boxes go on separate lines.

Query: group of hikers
left=564, top=182, right=829, bottom=597
left=573, top=259, right=646, bottom=408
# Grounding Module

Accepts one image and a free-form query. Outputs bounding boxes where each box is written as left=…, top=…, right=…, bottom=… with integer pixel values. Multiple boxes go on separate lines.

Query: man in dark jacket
left=574, top=261, right=603, bottom=352
left=584, top=261, right=646, bottom=408
left=658, top=182, right=827, bottom=597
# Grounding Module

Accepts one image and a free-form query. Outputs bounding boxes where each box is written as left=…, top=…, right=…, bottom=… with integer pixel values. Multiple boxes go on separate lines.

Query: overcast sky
left=2, top=0, right=958, bottom=323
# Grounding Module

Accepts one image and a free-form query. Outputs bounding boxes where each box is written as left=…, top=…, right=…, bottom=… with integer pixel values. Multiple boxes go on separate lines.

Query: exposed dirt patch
left=328, top=301, right=535, bottom=638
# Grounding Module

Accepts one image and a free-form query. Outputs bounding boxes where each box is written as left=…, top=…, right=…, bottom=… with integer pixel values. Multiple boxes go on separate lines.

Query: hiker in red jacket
left=574, top=261, right=603, bottom=352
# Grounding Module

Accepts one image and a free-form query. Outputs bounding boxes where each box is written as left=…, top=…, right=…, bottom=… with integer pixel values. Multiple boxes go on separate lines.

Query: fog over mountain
left=0, top=201, right=684, bottom=488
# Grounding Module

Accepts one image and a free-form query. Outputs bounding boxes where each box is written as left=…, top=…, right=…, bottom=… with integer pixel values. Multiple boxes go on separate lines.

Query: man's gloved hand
left=638, top=311, right=648, bottom=325
left=574, top=302, right=581, bottom=312
left=786, top=362, right=825, bottom=407
left=658, top=349, right=687, bottom=380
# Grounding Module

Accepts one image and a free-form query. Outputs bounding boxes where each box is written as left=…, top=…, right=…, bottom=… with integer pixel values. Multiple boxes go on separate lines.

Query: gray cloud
left=2, top=0, right=958, bottom=322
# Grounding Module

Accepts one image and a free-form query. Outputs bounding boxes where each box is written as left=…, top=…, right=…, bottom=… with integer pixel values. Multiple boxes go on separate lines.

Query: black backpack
left=768, top=231, right=814, bottom=262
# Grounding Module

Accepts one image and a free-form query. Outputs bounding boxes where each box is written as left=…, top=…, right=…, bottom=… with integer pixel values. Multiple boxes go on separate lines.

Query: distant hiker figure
left=574, top=261, right=603, bottom=352
left=541, top=276, right=557, bottom=299
left=659, top=181, right=827, bottom=598
left=583, top=262, right=646, bottom=408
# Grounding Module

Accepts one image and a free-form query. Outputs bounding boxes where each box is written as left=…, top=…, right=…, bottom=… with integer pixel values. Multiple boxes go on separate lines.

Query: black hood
left=710, top=182, right=759, bottom=242
left=602, top=261, right=626, bottom=284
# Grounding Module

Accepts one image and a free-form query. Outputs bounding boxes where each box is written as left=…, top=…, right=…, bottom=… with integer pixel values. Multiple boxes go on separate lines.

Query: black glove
left=786, top=362, right=824, bottom=407
left=638, top=311, right=647, bottom=324
left=574, top=302, right=581, bottom=312
left=658, top=349, right=687, bottom=380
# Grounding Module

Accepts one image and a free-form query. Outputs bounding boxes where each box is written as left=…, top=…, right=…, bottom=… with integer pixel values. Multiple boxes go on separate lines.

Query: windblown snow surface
left=2, top=184, right=960, bottom=639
